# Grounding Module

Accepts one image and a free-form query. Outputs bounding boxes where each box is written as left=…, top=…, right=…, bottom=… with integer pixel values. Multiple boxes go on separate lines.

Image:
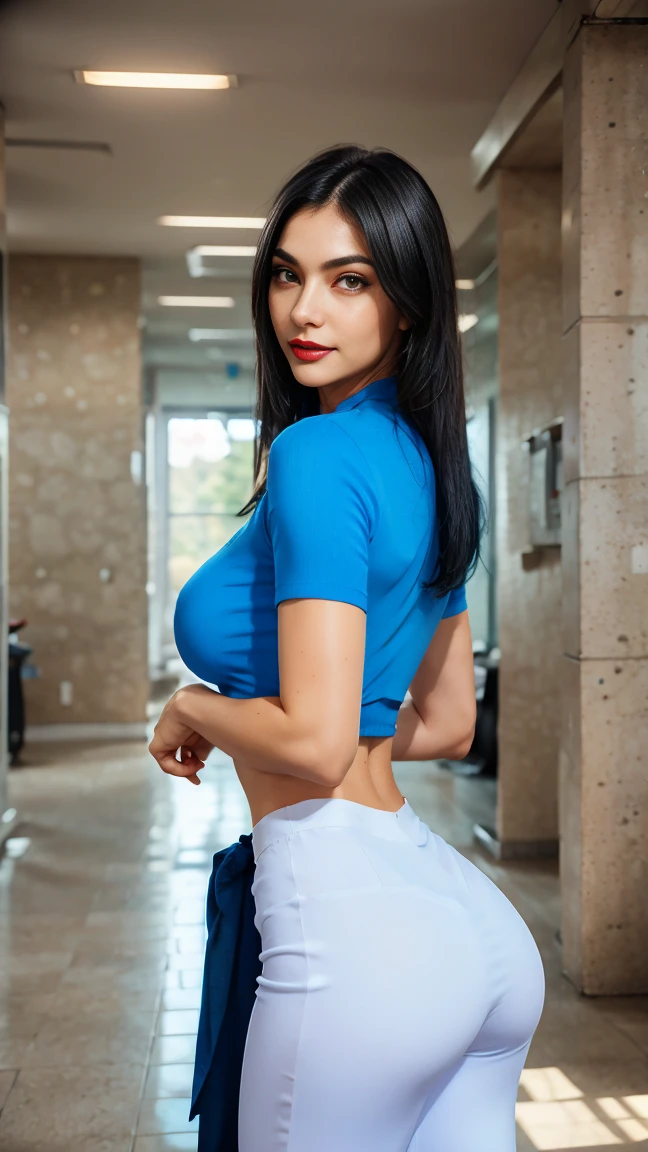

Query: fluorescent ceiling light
left=458, top=313, right=478, bottom=333
left=190, top=245, right=257, bottom=257
left=74, top=71, right=237, bottom=90
left=190, top=328, right=254, bottom=341
left=158, top=296, right=235, bottom=308
left=455, top=279, right=475, bottom=291
left=159, top=216, right=266, bottom=228
left=186, top=246, right=256, bottom=279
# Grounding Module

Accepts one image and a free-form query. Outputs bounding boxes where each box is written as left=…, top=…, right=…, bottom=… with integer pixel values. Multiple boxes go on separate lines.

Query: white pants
left=239, top=798, right=545, bottom=1151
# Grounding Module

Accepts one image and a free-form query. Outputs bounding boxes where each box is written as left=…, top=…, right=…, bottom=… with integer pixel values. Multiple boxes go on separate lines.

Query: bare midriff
left=234, top=736, right=404, bottom=827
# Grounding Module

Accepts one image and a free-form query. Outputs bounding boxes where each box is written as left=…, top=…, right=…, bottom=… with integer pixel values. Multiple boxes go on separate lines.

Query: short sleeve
left=266, top=417, right=379, bottom=611
left=442, top=583, right=467, bottom=618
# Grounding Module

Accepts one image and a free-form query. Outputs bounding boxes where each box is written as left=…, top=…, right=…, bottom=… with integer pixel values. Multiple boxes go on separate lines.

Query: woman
left=149, top=144, right=546, bottom=1151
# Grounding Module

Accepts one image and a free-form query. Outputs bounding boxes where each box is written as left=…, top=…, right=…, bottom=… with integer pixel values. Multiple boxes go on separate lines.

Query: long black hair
left=240, top=143, right=485, bottom=595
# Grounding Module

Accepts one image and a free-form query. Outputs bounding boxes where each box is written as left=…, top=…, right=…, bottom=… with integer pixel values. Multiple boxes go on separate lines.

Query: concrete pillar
left=560, top=25, right=648, bottom=994
left=492, top=169, right=563, bottom=858
left=6, top=256, right=148, bottom=734
left=0, top=105, right=12, bottom=841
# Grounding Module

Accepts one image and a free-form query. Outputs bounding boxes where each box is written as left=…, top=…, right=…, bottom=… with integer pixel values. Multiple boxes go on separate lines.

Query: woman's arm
left=149, top=597, right=366, bottom=788
left=391, top=610, right=476, bottom=762
left=150, top=419, right=378, bottom=788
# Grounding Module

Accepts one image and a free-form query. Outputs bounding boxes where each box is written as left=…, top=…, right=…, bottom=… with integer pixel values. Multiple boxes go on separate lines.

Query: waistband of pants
left=251, top=796, right=429, bottom=861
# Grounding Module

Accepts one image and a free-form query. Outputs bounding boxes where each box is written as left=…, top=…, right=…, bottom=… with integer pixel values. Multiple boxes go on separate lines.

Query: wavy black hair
left=239, top=143, right=485, bottom=595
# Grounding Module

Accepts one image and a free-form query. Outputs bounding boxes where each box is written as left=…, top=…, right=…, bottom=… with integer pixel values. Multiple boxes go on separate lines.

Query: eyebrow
left=273, top=247, right=375, bottom=271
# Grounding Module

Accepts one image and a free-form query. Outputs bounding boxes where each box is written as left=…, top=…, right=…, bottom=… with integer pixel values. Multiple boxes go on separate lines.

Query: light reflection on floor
left=0, top=740, right=646, bottom=1151
left=516, top=1067, right=648, bottom=1147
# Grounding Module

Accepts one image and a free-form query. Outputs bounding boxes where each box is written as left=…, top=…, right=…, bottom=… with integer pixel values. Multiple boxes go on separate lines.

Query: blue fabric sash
left=189, top=834, right=262, bottom=1151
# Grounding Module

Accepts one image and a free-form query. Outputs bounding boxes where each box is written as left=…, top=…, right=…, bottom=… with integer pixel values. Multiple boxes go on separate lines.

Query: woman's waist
left=251, top=794, right=429, bottom=860
left=234, top=739, right=400, bottom=828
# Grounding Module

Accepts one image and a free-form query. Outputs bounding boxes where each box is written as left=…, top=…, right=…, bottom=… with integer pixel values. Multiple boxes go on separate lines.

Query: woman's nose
left=289, top=281, right=325, bottom=329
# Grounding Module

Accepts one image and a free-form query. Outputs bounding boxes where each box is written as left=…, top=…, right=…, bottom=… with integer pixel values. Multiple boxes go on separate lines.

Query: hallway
left=0, top=746, right=646, bottom=1151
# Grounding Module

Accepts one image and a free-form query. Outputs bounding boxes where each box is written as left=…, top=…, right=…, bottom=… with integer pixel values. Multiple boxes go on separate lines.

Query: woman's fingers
left=189, top=736, right=213, bottom=762
left=149, top=743, right=203, bottom=783
left=148, top=710, right=210, bottom=786
left=180, top=746, right=205, bottom=774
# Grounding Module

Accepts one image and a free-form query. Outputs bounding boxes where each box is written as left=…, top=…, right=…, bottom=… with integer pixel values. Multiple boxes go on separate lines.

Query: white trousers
left=239, top=798, right=545, bottom=1151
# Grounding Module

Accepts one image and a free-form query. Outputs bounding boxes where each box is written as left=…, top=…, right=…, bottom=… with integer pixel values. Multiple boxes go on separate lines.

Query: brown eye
left=337, top=274, right=367, bottom=291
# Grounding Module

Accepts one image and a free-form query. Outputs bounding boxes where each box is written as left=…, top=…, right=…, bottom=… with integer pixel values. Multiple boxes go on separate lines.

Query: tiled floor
left=1, top=741, right=647, bottom=1151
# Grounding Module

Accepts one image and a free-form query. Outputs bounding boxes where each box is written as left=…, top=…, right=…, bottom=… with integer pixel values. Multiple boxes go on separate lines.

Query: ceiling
left=0, top=0, right=560, bottom=375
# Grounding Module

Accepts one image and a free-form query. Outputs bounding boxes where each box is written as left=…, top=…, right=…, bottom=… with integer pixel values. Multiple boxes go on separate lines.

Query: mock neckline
left=329, top=375, right=399, bottom=414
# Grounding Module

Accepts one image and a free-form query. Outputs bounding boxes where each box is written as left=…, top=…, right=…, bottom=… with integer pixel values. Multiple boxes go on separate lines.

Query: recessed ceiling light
left=159, top=216, right=266, bottom=228
left=455, top=279, right=475, bottom=290
left=189, top=328, right=254, bottom=341
left=458, top=313, right=478, bottom=333
left=158, top=296, right=235, bottom=308
left=74, top=71, right=237, bottom=90
left=190, top=245, right=257, bottom=257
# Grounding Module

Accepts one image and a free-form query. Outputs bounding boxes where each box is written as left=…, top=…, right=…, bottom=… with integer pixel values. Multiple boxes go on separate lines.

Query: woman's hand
left=148, top=689, right=214, bottom=785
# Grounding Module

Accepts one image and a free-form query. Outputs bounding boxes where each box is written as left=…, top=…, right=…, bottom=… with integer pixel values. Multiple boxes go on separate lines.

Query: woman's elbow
left=451, top=731, right=475, bottom=760
left=307, top=751, right=356, bottom=788
left=295, top=732, right=357, bottom=788
left=450, top=711, right=477, bottom=760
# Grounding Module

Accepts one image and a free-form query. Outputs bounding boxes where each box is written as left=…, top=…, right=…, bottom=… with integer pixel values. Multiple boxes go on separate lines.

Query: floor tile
left=134, top=1135, right=198, bottom=1152
left=178, top=971, right=202, bottom=990
left=6, top=952, right=73, bottom=978
left=144, top=1062, right=195, bottom=1098
left=531, top=998, right=647, bottom=1064
left=0, top=1063, right=143, bottom=1146
left=63, top=959, right=166, bottom=988
left=166, top=953, right=205, bottom=971
left=157, top=1010, right=200, bottom=1036
left=23, top=1010, right=157, bottom=1067
left=0, top=1034, right=37, bottom=1070
left=0, top=993, right=57, bottom=1040
left=136, top=1097, right=198, bottom=1136
left=0, top=968, right=67, bottom=997
left=149, top=1035, right=197, bottom=1065
left=173, top=932, right=207, bottom=955
left=0, top=1067, right=18, bottom=1111
left=44, top=984, right=160, bottom=1016
left=161, top=989, right=201, bottom=1012
left=173, top=906, right=206, bottom=927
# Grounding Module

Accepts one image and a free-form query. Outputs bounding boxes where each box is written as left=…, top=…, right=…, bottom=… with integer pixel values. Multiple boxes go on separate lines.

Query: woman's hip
left=249, top=796, right=543, bottom=1024
left=250, top=798, right=489, bottom=1006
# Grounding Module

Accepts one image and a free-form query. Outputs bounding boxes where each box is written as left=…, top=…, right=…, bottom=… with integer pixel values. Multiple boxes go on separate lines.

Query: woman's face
left=268, top=202, right=410, bottom=409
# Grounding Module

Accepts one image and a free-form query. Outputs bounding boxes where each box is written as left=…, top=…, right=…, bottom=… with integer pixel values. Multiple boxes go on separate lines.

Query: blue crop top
left=173, top=375, right=467, bottom=737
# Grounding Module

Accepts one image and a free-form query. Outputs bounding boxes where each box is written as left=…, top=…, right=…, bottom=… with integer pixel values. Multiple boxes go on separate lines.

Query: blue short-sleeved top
left=174, top=375, right=467, bottom=737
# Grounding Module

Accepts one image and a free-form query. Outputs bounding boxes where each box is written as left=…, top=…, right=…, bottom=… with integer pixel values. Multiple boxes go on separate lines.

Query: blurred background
left=0, top=2, right=646, bottom=1150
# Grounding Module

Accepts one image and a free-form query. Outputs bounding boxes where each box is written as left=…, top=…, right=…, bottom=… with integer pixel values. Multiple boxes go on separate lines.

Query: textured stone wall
left=496, top=169, right=563, bottom=847
left=560, top=25, right=648, bottom=994
left=462, top=265, right=499, bottom=651
left=7, top=256, right=148, bottom=726
left=0, top=108, right=9, bottom=823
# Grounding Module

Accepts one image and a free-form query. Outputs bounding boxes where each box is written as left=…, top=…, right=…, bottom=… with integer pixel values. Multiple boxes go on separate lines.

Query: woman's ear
left=398, top=315, right=413, bottom=332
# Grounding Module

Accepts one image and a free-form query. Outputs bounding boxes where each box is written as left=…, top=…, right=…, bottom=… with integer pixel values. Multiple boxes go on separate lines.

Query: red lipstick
left=288, top=339, right=335, bottom=363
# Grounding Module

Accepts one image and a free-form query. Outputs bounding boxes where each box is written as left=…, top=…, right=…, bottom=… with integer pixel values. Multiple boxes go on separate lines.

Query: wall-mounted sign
left=524, top=418, right=563, bottom=549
